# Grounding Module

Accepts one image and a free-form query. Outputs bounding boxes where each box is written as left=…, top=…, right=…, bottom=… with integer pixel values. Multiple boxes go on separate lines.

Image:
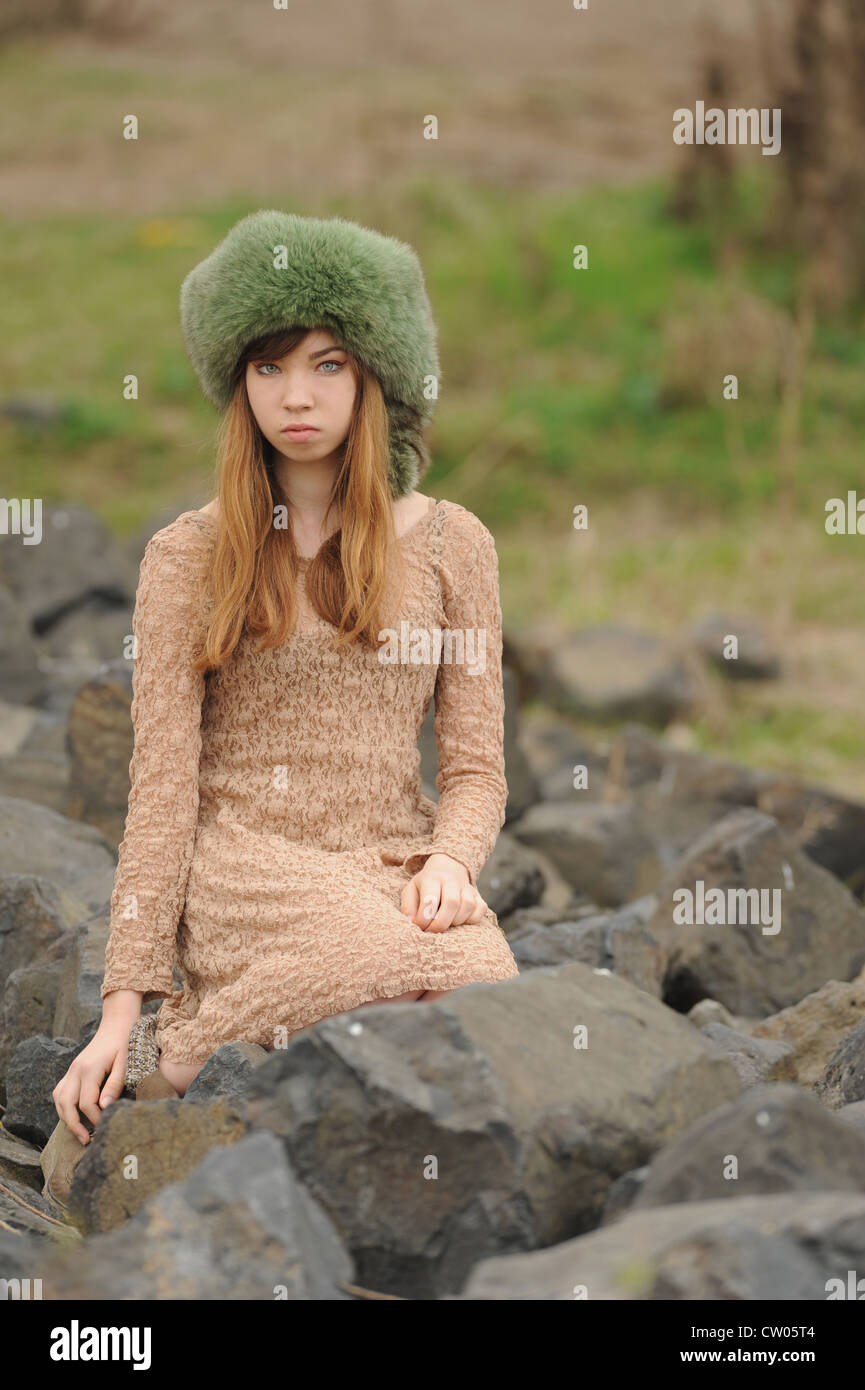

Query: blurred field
left=1, top=2, right=864, bottom=795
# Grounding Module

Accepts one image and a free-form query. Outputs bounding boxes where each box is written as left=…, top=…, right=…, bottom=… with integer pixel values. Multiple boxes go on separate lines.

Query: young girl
left=44, top=210, right=518, bottom=1198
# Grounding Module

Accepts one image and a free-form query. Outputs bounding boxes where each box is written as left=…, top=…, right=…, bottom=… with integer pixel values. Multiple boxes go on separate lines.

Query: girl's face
left=245, top=328, right=358, bottom=466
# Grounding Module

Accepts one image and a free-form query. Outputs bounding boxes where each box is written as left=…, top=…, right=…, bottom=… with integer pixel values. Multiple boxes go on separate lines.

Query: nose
left=279, top=369, right=315, bottom=410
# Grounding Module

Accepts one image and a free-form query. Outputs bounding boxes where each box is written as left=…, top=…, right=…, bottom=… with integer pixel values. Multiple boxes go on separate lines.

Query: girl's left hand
left=400, top=853, right=488, bottom=932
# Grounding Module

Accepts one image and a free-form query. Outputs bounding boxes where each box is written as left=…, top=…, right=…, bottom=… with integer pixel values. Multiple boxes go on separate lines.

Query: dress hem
left=154, top=955, right=519, bottom=1067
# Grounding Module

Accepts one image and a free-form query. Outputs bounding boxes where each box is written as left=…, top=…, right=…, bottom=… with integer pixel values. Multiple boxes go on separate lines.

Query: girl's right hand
left=51, top=1020, right=135, bottom=1144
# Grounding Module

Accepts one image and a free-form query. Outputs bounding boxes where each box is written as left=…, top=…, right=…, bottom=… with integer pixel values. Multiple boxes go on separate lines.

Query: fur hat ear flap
left=179, top=210, right=440, bottom=499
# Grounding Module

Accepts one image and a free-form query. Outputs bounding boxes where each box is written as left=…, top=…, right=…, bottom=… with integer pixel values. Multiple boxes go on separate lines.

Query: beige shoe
left=40, top=1111, right=94, bottom=1212
left=135, top=1069, right=180, bottom=1100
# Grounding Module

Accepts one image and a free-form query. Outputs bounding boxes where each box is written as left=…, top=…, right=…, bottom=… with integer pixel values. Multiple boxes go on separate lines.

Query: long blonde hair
left=192, top=326, right=414, bottom=674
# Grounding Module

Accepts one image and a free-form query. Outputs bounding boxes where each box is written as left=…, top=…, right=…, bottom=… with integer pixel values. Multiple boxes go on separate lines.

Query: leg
left=356, top=989, right=424, bottom=1006
left=157, top=1056, right=203, bottom=1097
left=418, top=988, right=455, bottom=1001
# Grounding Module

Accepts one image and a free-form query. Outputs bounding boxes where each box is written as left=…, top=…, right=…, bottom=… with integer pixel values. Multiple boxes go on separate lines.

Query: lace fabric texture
left=101, top=497, right=518, bottom=1065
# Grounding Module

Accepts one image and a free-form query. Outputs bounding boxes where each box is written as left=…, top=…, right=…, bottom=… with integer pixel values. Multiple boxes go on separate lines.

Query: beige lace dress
left=100, top=496, right=519, bottom=1065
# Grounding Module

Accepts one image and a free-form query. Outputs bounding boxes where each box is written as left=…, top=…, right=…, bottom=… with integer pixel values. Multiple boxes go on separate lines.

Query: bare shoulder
left=393, top=489, right=434, bottom=534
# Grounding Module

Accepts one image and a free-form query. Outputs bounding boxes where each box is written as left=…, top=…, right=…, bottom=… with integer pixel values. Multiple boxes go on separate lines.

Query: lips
left=281, top=426, right=319, bottom=437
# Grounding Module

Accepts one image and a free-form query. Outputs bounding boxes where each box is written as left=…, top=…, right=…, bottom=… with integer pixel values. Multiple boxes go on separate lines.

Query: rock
left=629, top=1083, right=865, bottom=1214
left=511, top=801, right=659, bottom=907
left=607, top=724, right=865, bottom=896
left=0, top=395, right=69, bottom=427
left=38, top=601, right=133, bottom=664
left=0, top=959, right=66, bottom=1103
left=0, top=699, right=41, bottom=756
left=184, top=1042, right=269, bottom=1103
left=508, top=918, right=608, bottom=971
left=755, top=778, right=865, bottom=896
left=500, top=667, right=538, bottom=819
left=498, top=901, right=600, bottom=939
left=460, top=1190, right=865, bottom=1299
left=0, top=503, right=130, bottom=631
left=0, top=798, right=115, bottom=919
left=838, top=1100, right=865, bottom=1137
left=473, top=833, right=546, bottom=919
left=698, top=1022, right=796, bottom=1088
left=66, top=1095, right=249, bottom=1235
left=0, top=1129, right=44, bottom=1191
left=514, top=712, right=609, bottom=805
left=53, top=910, right=110, bottom=1042
left=508, top=896, right=663, bottom=997
left=242, top=961, right=740, bottom=1298
left=62, top=662, right=134, bottom=844
left=0, top=590, right=46, bottom=704
left=40, top=1131, right=353, bottom=1300
left=746, top=973, right=865, bottom=1089
left=600, top=1166, right=650, bottom=1225
left=815, top=1019, right=865, bottom=1110
left=0, top=874, right=76, bottom=987
left=647, top=809, right=865, bottom=1015
left=0, top=1173, right=72, bottom=1240
left=687, top=998, right=735, bottom=1029
left=0, top=748, right=70, bottom=814
left=3, top=1035, right=79, bottom=1146
left=537, top=625, right=695, bottom=727
left=0, top=1228, right=61, bottom=1290
left=0, top=707, right=69, bottom=812
left=688, top=614, right=781, bottom=680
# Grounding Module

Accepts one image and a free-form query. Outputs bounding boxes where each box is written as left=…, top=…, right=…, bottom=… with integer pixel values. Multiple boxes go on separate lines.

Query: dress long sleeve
left=402, top=512, right=508, bottom=888
left=101, top=524, right=210, bottom=1003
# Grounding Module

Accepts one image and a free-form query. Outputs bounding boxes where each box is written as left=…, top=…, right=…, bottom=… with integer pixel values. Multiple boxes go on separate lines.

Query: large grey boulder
left=460, top=1190, right=865, bottom=1299
left=508, top=895, right=664, bottom=997
left=242, top=962, right=740, bottom=1298
left=4, top=1034, right=79, bottom=1146
left=608, top=724, right=865, bottom=893
left=510, top=625, right=695, bottom=727
left=621, top=1083, right=865, bottom=1214
left=511, top=801, right=659, bottom=907
left=647, top=808, right=865, bottom=1015
left=67, top=1095, right=249, bottom=1235
left=39, top=1131, right=353, bottom=1301
left=0, top=503, right=129, bottom=631
left=0, top=798, right=115, bottom=918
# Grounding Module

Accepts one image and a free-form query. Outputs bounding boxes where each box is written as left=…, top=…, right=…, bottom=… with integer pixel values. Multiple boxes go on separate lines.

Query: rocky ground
left=2, top=499, right=865, bottom=1300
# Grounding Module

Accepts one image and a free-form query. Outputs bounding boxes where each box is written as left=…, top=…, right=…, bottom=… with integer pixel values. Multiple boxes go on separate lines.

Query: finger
left=399, top=877, right=420, bottom=919
left=426, top=883, right=462, bottom=933
left=99, top=1051, right=127, bottom=1109
left=76, top=1073, right=103, bottom=1130
left=466, top=890, right=488, bottom=924
left=414, top=876, right=442, bottom=929
left=450, top=886, right=482, bottom=926
left=53, top=1078, right=90, bottom=1144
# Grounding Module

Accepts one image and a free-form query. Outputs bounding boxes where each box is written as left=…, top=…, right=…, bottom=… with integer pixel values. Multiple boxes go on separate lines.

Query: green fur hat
left=179, top=209, right=440, bottom=498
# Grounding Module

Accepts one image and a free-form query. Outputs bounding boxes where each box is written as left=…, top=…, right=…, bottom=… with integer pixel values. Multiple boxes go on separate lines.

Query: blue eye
left=255, top=360, right=344, bottom=375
